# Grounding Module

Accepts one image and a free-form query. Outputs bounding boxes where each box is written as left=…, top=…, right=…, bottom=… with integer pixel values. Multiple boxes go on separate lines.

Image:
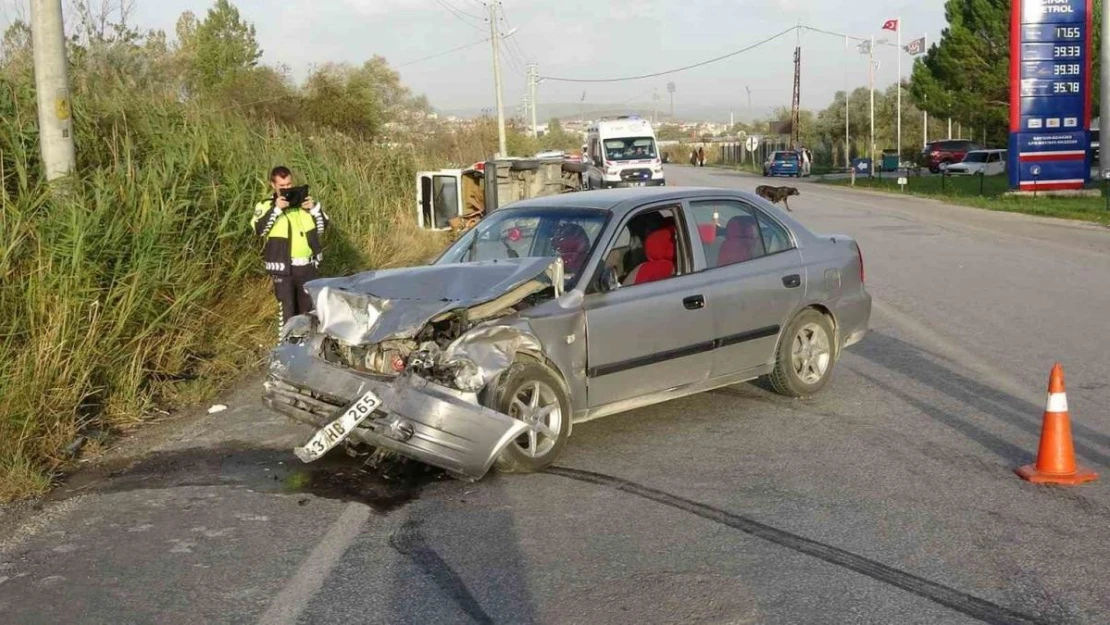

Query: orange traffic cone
left=1016, top=363, right=1098, bottom=485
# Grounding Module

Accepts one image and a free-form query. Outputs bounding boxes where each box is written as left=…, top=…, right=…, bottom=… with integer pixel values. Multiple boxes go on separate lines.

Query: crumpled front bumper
left=263, top=343, right=528, bottom=481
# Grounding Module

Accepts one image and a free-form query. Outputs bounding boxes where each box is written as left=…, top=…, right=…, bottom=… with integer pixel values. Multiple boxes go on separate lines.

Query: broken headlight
left=280, top=314, right=316, bottom=345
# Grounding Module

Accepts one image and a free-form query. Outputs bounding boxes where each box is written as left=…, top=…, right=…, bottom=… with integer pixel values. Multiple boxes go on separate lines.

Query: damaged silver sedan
left=264, top=187, right=871, bottom=480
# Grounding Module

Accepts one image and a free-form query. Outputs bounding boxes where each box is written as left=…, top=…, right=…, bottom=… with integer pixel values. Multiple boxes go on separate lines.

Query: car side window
left=689, top=200, right=767, bottom=269
left=600, top=205, right=687, bottom=288
left=756, top=211, right=794, bottom=255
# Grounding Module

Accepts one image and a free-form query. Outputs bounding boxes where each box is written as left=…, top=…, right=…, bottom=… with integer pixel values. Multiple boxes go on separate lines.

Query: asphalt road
left=3, top=165, right=1110, bottom=625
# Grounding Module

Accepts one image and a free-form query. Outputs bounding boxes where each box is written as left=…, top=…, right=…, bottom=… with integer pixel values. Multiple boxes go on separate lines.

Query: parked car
left=264, top=187, right=872, bottom=480
left=921, top=139, right=983, bottom=173
left=944, top=149, right=1007, bottom=176
left=763, top=151, right=801, bottom=177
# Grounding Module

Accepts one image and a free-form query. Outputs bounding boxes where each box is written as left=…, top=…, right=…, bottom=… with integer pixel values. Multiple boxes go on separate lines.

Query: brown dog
left=755, top=185, right=800, bottom=212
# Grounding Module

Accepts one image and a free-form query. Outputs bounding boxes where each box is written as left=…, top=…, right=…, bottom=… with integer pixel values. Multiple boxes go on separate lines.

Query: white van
left=585, top=116, right=665, bottom=189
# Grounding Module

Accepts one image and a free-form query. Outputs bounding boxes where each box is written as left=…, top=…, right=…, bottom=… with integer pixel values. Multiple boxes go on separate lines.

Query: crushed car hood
left=304, top=257, right=564, bottom=345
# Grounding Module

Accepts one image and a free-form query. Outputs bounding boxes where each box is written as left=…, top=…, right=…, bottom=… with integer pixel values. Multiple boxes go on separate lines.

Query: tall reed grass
left=0, top=80, right=446, bottom=500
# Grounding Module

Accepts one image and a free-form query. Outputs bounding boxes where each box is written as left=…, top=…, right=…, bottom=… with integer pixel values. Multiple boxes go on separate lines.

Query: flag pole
left=845, top=35, right=850, bottom=167
left=896, top=17, right=902, bottom=167
left=869, top=35, right=875, bottom=171
left=922, top=34, right=928, bottom=149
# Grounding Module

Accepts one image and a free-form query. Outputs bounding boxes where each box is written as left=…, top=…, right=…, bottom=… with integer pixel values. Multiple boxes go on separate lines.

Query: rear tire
left=510, top=159, right=541, bottom=171
left=480, top=356, right=571, bottom=473
left=767, top=309, right=837, bottom=398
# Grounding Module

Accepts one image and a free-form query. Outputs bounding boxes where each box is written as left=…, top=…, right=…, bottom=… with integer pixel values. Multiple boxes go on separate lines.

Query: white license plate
left=294, top=390, right=382, bottom=463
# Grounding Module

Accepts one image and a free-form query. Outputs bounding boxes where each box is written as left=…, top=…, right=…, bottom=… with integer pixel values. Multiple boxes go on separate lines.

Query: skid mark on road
left=389, top=520, right=495, bottom=625
left=546, top=467, right=1047, bottom=625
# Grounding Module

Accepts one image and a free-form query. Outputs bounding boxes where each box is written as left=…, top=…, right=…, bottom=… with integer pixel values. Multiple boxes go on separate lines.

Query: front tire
left=767, top=309, right=836, bottom=398
left=481, top=356, right=571, bottom=473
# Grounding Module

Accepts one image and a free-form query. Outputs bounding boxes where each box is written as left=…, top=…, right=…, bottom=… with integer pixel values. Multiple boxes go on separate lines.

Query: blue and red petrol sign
left=1009, top=0, right=1094, bottom=190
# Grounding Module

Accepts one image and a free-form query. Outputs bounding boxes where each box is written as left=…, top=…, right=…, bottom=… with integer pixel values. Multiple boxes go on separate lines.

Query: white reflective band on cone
left=1045, top=392, right=1068, bottom=413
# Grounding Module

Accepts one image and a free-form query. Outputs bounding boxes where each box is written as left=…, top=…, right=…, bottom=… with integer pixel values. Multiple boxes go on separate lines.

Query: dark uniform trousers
left=273, top=264, right=318, bottom=326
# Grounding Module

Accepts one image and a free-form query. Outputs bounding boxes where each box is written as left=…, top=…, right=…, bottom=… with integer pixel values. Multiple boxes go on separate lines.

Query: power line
left=395, top=36, right=490, bottom=68
left=496, top=4, right=532, bottom=69
left=433, top=0, right=486, bottom=32
left=441, top=0, right=485, bottom=21
left=539, top=26, right=798, bottom=83
left=800, top=25, right=899, bottom=49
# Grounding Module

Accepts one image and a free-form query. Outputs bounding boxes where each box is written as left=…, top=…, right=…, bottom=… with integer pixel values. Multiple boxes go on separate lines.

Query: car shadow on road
left=852, top=332, right=1110, bottom=468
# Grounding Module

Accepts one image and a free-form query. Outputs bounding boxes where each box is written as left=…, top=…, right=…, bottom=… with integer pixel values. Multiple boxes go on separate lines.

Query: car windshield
left=962, top=152, right=988, bottom=163
left=435, top=207, right=609, bottom=288
left=603, top=137, right=657, bottom=161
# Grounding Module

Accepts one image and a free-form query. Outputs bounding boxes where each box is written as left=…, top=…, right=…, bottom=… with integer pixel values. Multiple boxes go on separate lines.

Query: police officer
left=251, top=165, right=328, bottom=326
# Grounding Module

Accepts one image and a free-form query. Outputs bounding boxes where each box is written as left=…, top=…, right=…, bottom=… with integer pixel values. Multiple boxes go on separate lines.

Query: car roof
left=496, top=187, right=774, bottom=220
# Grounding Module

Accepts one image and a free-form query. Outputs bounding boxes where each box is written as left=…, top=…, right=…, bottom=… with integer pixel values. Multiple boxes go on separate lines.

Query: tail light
left=856, top=244, right=865, bottom=284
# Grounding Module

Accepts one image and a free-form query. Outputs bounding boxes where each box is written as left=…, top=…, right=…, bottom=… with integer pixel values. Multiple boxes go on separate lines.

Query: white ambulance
left=585, top=116, right=665, bottom=189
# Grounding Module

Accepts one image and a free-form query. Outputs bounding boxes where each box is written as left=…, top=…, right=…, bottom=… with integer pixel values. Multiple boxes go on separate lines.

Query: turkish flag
left=882, top=19, right=899, bottom=31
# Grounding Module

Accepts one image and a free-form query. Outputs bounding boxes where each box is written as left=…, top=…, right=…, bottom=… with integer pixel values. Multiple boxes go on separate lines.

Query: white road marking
left=256, top=502, right=371, bottom=625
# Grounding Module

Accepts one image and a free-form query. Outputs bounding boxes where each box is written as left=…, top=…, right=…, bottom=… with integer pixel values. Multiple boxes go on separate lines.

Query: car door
left=686, top=198, right=806, bottom=378
left=583, top=202, right=715, bottom=409
left=416, top=170, right=463, bottom=230
left=986, top=151, right=1003, bottom=176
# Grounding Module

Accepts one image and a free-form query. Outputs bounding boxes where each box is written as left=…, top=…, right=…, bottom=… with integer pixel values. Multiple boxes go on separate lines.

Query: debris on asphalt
left=207, top=404, right=228, bottom=414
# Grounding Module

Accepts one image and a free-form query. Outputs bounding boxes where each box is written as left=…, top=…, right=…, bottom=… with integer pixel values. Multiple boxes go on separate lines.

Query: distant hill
left=436, top=101, right=781, bottom=124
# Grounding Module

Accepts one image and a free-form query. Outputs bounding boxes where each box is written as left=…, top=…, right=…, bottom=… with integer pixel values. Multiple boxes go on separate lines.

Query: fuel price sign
left=1008, top=0, right=1093, bottom=190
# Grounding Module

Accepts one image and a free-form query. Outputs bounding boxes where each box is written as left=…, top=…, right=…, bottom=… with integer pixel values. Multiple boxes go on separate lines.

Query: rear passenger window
left=756, top=212, right=793, bottom=255
left=689, top=200, right=767, bottom=269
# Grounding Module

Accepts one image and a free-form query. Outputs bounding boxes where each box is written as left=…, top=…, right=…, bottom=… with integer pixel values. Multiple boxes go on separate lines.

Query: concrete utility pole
left=1101, top=0, right=1109, bottom=180
left=488, top=1, right=507, bottom=158
left=30, top=0, right=76, bottom=180
left=527, top=63, right=539, bottom=138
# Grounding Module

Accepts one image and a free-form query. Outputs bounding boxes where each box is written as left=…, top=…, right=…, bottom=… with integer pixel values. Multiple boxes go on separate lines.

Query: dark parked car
left=762, top=151, right=801, bottom=177
left=921, top=139, right=983, bottom=173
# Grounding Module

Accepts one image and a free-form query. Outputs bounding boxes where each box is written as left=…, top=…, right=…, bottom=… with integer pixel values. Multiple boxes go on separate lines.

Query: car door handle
left=782, top=274, right=801, bottom=289
left=683, top=295, right=706, bottom=310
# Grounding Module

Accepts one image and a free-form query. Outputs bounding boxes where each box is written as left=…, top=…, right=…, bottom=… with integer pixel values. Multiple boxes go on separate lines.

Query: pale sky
left=3, top=0, right=949, bottom=116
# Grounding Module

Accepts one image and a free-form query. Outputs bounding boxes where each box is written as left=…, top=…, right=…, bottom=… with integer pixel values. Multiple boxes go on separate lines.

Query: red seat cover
left=632, top=228, right=676, bottom=284
left=717, top=215, right=760, bottom=266
left=697, top=223, right=717, bottom=244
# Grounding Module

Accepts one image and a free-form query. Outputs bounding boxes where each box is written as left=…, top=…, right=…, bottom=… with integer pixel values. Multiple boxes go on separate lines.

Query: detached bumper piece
left=264, top=344, right=528, bottom=481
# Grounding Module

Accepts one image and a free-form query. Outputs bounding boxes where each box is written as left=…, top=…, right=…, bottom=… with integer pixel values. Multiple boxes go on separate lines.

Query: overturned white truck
left=416, top=156, right=587, bottom=233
